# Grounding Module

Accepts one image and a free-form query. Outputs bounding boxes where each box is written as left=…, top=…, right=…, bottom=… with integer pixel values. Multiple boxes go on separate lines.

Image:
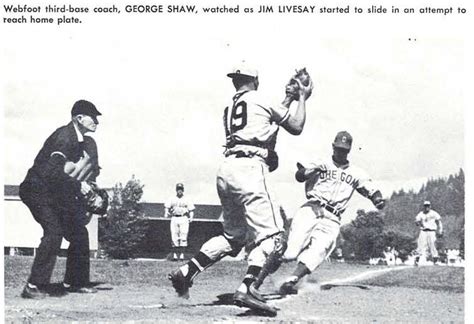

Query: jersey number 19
left=224, top=101, right=247, bottom=136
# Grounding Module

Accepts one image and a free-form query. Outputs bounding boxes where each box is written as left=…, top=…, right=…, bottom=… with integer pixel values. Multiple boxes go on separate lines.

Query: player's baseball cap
left=333, top=131, right=352, bottom=150
left=71, top=100, right=102, bottom=117
left=227, top=63, right=258, bottom=79
left=176, top=183, right=184, bottom=191
left=423, top=200, right=431, bottom=206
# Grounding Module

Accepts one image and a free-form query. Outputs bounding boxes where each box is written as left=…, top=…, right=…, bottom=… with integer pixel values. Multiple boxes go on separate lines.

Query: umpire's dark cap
left=71, top=100, right=102, bottom=117
left=176, top=183, right=184, bottom=190
left=333, top=131, right=352, bottom=150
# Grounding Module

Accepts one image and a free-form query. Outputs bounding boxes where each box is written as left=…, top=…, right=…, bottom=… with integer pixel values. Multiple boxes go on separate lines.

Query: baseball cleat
left=168, top=269, right=192, bottom=299
left=248, top=282, right=266, bottom=302
left=279, top=280, right=299, bottom=295
left=233, top=291, right=278, bottom=317
left=21, top=284, right=47, bottom=299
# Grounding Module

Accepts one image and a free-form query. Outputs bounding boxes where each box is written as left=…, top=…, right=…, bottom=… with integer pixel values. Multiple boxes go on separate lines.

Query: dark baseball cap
left=71, top=100, right=102, bottom=117
left=333, top=131, right=352, bottom=150
left=176, top=183, right=184, bottom=190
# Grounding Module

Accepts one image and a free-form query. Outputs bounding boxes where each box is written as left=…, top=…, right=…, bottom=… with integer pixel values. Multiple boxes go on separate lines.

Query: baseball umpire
left=414, top=201, right=443, bottom=265
left=19, top=100, right=105, bottom=298
left=164, top=183, right=195, bottom=261
left=168, top=64, right=313, bottom=316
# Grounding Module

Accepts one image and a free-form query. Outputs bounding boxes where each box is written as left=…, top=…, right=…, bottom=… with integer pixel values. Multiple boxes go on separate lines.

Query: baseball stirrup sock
left=292, top=262, right=311, bottom=279
left=182, top=252, right=213, bottom=281
left=242, top=266, right=262, bottom=287
left=236, top=266, right=262, bottom=294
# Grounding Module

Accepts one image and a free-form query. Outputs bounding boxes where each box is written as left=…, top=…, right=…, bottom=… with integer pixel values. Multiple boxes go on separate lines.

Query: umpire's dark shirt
left=21, top=122, right=99, bottom=200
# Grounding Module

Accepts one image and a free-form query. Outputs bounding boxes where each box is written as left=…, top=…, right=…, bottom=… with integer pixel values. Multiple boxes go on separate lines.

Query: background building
left=4, top=185, right=223, bottom=259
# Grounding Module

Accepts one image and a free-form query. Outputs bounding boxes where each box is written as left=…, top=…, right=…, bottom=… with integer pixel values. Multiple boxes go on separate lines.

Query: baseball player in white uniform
left=168, top=64, right=313, bottom=316
left=275, top=131, right=386, bottom=295
left=165, top=183, right=195, bottom=261
left=414, top=201, right=443, bottom=265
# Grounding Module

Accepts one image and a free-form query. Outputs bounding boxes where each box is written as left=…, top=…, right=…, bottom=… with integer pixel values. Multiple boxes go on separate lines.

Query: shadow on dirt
left=37, top=281, right=114, bottom=297
left=190, top=293, right=278, bottom=317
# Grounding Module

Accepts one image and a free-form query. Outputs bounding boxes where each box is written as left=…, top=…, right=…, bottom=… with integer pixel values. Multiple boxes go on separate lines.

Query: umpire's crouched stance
left=19, top=100, right=103, bottom=298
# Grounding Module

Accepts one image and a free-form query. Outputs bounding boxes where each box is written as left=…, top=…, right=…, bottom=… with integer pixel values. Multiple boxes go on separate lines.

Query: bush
left=340, top=209, right=385, bottom=260
left=382, top=229, right=417, bottom=261
left=99, top=176, right=149, bottom=259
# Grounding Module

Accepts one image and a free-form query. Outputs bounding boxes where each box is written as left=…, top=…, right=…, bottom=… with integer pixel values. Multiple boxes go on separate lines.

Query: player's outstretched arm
left=281, top=77, right=314, bottom=135
left=295, top=162, right=325, bottom=182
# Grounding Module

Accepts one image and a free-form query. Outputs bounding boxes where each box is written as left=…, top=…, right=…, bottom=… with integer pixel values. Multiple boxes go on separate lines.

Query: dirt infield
left=4, top=256, right=464, bottom=323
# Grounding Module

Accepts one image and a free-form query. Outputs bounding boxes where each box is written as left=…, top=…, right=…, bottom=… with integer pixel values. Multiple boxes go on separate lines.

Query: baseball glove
left=285, top=68, right=313, bottom=100
left=63, top=157, right=108, bottom=216
left=83, top=182, right=109, bottom=216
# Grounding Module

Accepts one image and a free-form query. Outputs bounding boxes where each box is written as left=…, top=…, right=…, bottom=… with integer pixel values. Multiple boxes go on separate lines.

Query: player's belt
left=313, top=200, right=342, bottom=218
left=171, top=214, right=187, bottom=217
left=323, top=204, right=342, bottom=218
left=226, top=140, right=268, bottom=149
left=422, top=229, right=436, bottom=232
left=227, top=151, right=254, bottom=158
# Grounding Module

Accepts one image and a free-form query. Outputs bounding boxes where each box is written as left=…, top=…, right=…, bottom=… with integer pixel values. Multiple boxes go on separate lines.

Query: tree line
left=339, top=168, right=465, bottom=261
left=99, top=169, right=464, bottom=260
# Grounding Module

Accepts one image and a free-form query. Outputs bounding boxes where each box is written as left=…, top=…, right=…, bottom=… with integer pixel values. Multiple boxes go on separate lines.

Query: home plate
left=319, top=283, right=369, bottom=290
left=129, top=304, right=166, bottom=309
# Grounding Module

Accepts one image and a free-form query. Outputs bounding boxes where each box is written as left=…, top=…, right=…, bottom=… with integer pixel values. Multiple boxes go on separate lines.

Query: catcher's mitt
left=285, top=68, right=313, bottom=100
left=83, top=182, right=109, bottom=216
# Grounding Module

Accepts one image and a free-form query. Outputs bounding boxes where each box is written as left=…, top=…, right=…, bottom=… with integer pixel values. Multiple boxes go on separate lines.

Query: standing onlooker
left=415, top=200, right=443, bottom=265
left=164, top=183, right=195, bottom=261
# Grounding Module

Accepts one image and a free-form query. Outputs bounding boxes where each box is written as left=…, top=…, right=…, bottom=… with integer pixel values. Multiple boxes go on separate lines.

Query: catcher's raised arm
left=280, top=68, right=314, bottom=135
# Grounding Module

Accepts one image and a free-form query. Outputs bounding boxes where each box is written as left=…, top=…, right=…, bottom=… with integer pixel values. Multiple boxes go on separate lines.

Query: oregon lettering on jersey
left=319, top=170, right=359, bottom=188
left=303, top=158, right=378, bottom=215
left=223, top=90, right=290, bottom=150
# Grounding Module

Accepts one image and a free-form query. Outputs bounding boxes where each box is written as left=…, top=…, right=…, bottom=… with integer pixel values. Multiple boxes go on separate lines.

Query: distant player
left=258, top=131, right=386, bottom=295
left=168, top=64, right=313, bottom=316
left=414, top=201, right=443, bottom=265
left=164, top=183, right=195, bottom=261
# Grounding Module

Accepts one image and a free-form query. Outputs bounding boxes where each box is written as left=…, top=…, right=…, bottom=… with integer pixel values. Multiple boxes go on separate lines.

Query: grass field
left=4, top=256, right=465, bottom=323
